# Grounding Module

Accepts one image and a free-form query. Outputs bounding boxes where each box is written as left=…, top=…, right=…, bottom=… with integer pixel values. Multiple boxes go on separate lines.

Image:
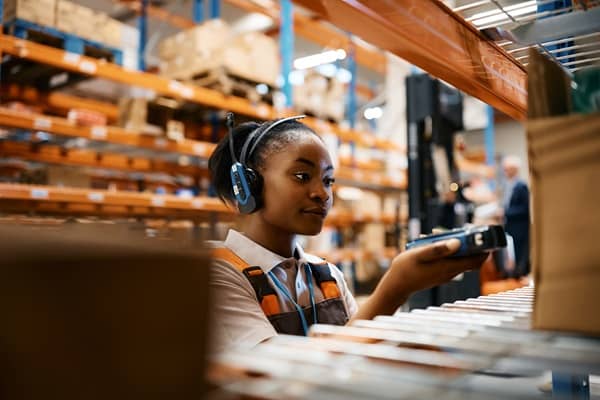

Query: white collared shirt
left=208, top=229, right=357, bottom=353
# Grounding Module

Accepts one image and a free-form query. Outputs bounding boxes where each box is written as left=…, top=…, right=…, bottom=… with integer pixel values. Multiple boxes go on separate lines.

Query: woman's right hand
left=350, top=239, right=488, bottom=321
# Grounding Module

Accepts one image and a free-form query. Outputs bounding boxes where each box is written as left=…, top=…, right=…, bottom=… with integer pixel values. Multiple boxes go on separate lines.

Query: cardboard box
left=528, top=49, right=600, bottom=336
left=528, top=113, right=600, bottom=335
left=4, top=0, right=56, bottom=27
left=223, top=31, right=279, bottom=86
left=0, top=224, right=211, bottom=398
left=118, top=98, right=148, bottom=132
left=158, top=19, right=231, bottom=61
left=47, top=165, right=91, bottom=188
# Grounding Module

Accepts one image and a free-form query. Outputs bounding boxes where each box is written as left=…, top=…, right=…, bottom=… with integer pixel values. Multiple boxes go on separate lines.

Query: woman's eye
left=324, top=177, right=336, bottom=187
left=294, top=172, right=310, bottom=182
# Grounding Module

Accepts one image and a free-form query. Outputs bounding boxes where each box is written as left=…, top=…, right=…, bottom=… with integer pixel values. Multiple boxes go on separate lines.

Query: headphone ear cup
left=246, top=169, right=263, bottom=210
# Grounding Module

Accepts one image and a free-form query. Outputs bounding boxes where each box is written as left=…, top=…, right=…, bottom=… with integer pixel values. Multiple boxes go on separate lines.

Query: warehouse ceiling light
left=232, top=12, right=273, bottom=33
left=364, top=106, right=383, bottom=120
left=470, top=1, right=537, bottom=27
left=293, top=49, right=347, bottom=70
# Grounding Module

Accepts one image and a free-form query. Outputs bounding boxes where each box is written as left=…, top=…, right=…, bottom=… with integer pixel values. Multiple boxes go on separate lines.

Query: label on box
left=79, top=60, right=97, bottom=74
left=30, top=189, right=49, bottom=199
left=180, top=86, right=194, bottom=99
left=151, top=197, right=165, bottom=207
left=191, top=199, right=204, bottom=209
left=63, top=52, right=81, bottom=65
left=33, top=118, right=52, bottom=130
left=256, top=105, right=270, bottom=118
left=90, top=126, right=107, bottom=140
left=193, top=143, right=206, bottom=155
left=154, top=138, right=167, bottom=148
left=88, top=192, right=104, bottom=202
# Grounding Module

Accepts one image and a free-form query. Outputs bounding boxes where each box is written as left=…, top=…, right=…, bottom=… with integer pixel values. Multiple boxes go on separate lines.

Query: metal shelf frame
left=0, top=35, right=398, bottom=150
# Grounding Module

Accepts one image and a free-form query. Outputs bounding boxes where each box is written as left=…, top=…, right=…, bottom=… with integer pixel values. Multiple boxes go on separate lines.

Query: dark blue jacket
left=505, top=181, right=530, bottom=276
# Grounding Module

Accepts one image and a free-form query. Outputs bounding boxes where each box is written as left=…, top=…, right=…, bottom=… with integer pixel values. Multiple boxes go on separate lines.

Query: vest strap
left=310, top=263, right=342, bottom=299
left=212, top=248, right=281, bottom=316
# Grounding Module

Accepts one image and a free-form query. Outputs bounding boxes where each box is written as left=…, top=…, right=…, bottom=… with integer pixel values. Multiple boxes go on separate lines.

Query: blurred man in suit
left=502, top=156, right=530, bottom=277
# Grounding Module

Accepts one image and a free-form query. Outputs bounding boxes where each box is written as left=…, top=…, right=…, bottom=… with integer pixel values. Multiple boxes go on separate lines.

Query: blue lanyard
left=267, top=263, right=317, bottom=336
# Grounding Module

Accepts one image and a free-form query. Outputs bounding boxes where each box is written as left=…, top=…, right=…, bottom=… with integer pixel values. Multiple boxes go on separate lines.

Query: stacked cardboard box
left=222, top=31, right=280, bottom=87
left=294, top=71, right=346, bottom=122
left=158, top=19, right=232, bottom=80
left=56, top=0, right=124, bottom=48
left=158, top=20, right=280, bottom=87
left=527, top=49, right=600, bottom=335
left=118, top=98, right=148, bottom=133
left=3, top=0, right=56, bottom=27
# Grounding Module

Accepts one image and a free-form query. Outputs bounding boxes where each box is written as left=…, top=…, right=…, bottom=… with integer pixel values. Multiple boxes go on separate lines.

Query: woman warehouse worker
left=208, top=114, right=487, bottom=351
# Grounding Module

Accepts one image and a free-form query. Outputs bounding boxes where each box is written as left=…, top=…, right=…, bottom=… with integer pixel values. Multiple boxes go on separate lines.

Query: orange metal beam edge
left=0, top=183, right=231, bottom=212
left=292, top=0, right=527, bottom=121
left=0, top=108, right=217, bottom=158
left=3, top=84, right=119, bottom=122
left=0, top=109, right=404, bottom=190
left=0, top=35, right=392, bottom=150
left=0, top=141, right=208, bottom=178
left=0, top=200, right=234, bottom=220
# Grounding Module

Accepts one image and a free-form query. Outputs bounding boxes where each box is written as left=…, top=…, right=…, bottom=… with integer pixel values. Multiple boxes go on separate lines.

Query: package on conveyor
left=3, top=0, right=56, bottom=27
left=158, top=19, right=232, bottom=80
left=527, top=49, right=600, bottom=336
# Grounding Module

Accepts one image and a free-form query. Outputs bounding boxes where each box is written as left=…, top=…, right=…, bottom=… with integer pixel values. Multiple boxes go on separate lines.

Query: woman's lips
left=302, top=208, right=327, bottom=218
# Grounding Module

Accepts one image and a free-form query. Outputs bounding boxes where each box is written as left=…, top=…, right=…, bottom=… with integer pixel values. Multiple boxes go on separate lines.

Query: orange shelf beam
left=0, top=109, right=405, bottom=191
left=0, top=183, right=402, bottom=224
left=0, top=35, right=395, bottom=150
left=0, top=141, right=208, bottom=178
left=3, top=84, right=119, bottom=123
left=0, top=183, right=232, bottom=215
left=292, top=0, right=527, bottom=121
left=0, top=108, right=216, bottom=158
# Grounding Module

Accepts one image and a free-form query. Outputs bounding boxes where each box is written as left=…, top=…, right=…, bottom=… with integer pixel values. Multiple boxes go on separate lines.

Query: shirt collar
left=222, top=229, right=289, bottom=272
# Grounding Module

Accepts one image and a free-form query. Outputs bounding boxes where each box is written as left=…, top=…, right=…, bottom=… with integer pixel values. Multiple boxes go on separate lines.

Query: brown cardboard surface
left=527, top=48, right=571, bottom=119
left=528, top=114, right=600, bottom=335
left=535, top=272, right=600, bottom=335
left=0, top=224, right=211, bottom=399
left=527, top=48, right=600, bottom=336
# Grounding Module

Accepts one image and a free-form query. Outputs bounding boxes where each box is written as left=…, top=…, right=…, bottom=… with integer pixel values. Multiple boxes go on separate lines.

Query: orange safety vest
left=212, top=247, right=342, bottom=319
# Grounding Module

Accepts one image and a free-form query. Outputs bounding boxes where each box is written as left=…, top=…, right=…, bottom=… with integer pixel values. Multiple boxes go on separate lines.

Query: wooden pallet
left=3, top=18, right=123, bottom=64
left=186, top=67, right=275, bottom=105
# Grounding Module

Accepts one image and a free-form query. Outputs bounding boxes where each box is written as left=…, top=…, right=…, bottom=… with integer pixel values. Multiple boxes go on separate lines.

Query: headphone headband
left=240, top=115, right=305, bottom=166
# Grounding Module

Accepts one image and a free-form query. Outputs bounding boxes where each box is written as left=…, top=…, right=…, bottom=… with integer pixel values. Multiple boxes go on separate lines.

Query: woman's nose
left=310, top=181, right=330, bottom=202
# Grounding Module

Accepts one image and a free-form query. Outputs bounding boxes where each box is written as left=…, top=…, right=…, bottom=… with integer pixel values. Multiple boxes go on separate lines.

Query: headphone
left=227, top=113, right=305, bottom=214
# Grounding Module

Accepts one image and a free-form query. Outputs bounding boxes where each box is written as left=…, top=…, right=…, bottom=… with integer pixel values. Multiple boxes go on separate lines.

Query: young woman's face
left=257, top=134, right=334, bottom=236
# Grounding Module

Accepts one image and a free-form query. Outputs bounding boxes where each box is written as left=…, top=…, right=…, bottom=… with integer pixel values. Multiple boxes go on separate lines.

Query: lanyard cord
left=304, top=263, right=317, bottom=325
left=267, top=263, right=317, bottom=336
